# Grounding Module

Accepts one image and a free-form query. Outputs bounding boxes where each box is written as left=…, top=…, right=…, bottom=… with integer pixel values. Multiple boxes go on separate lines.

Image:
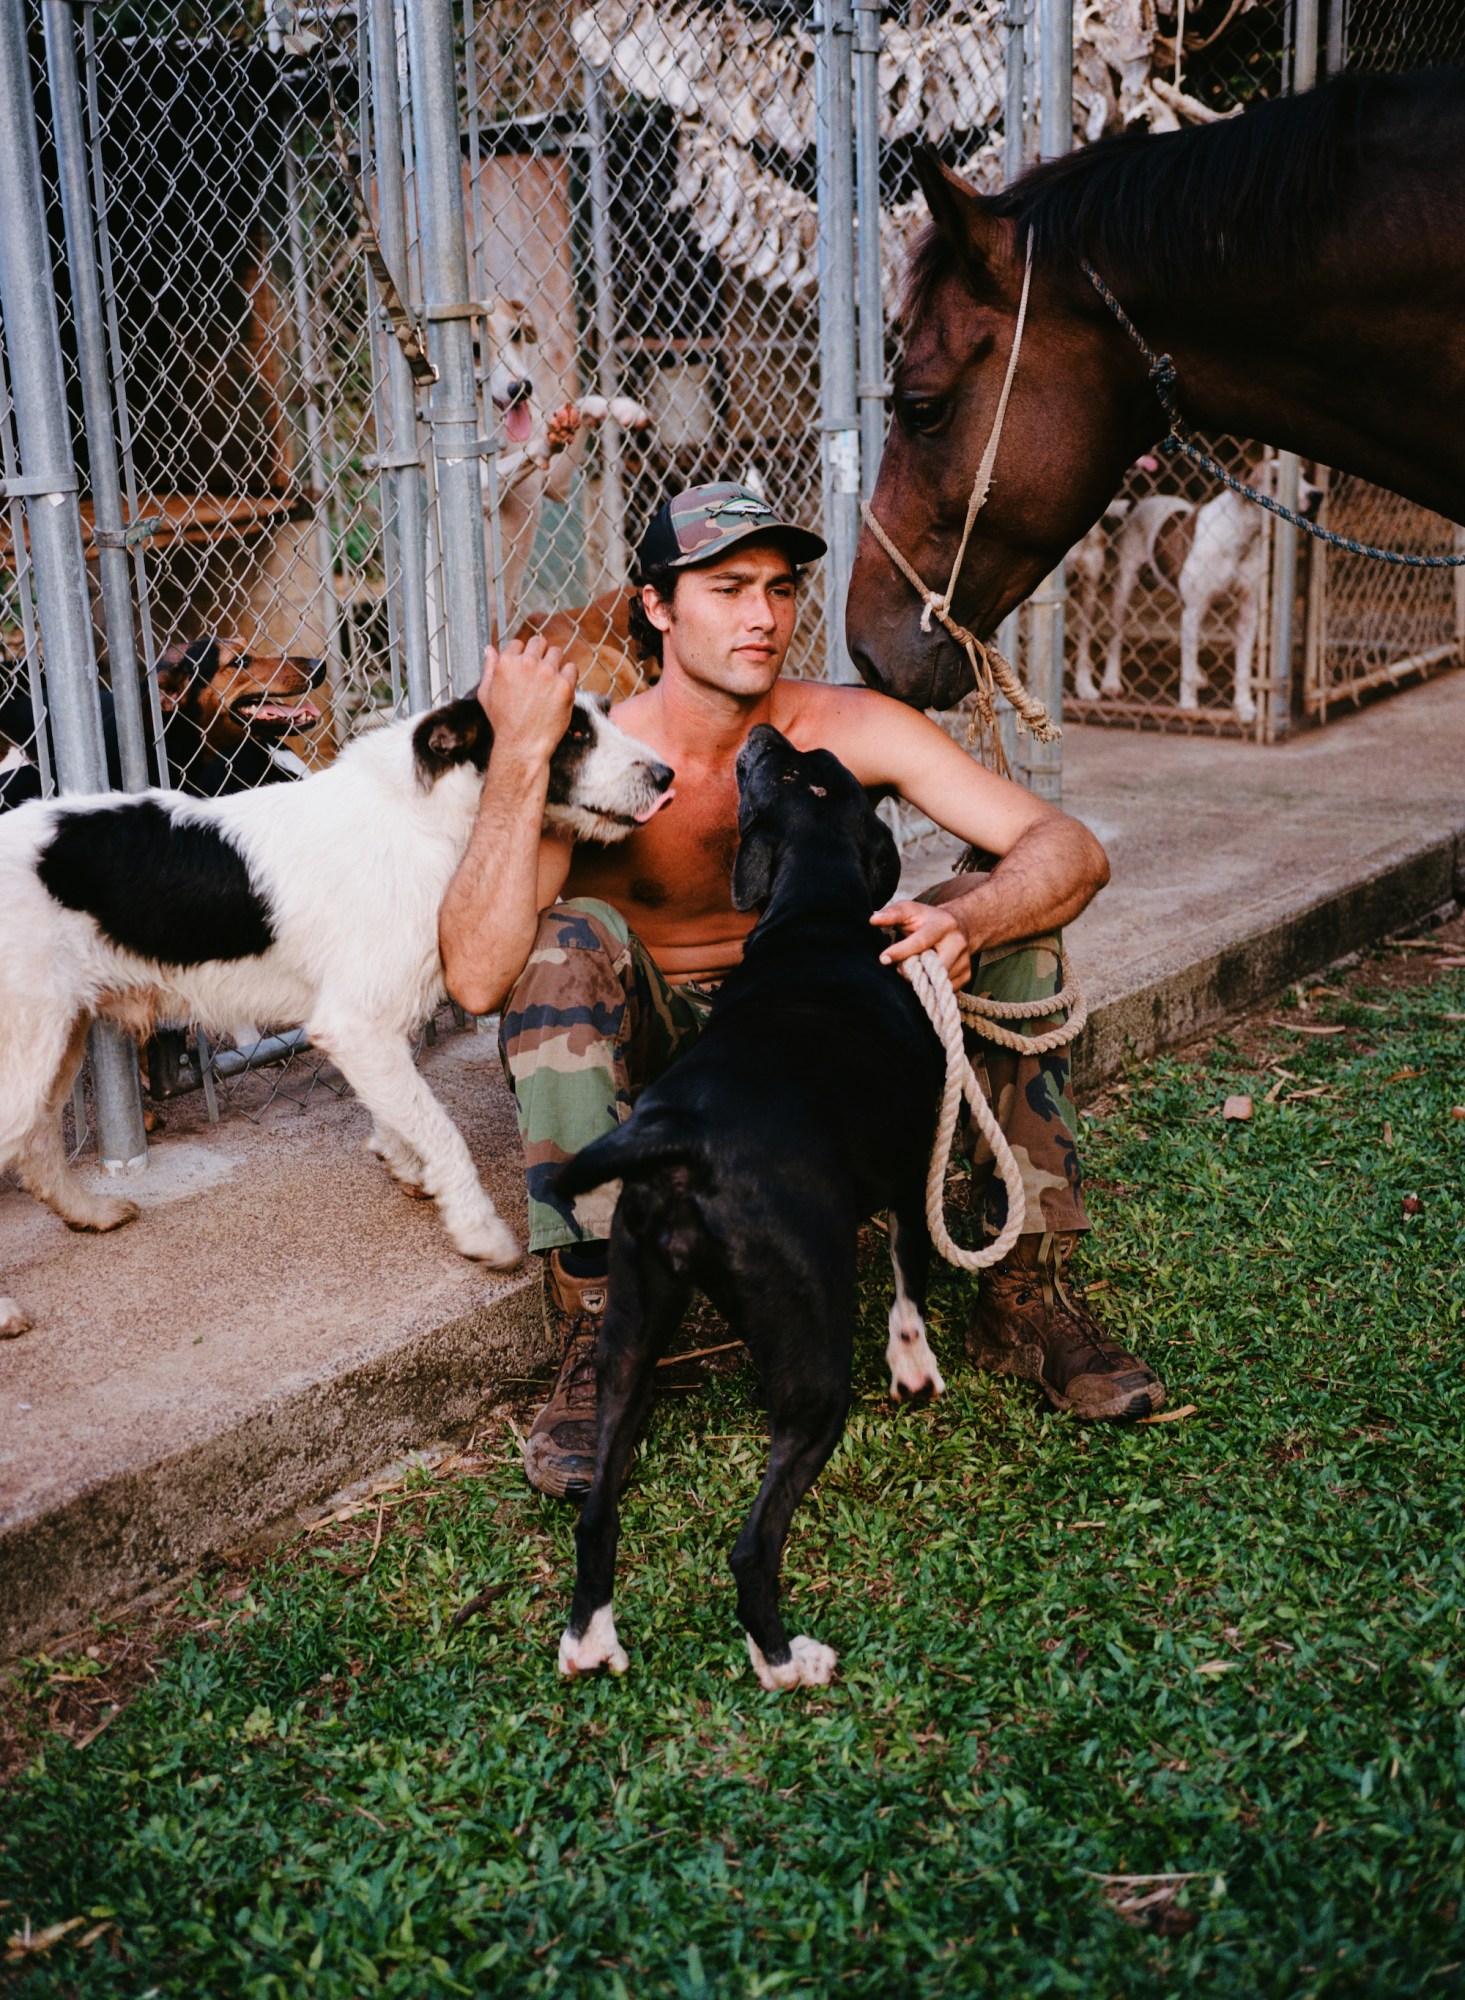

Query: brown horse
left=846, top=70, right=1465, bottom=709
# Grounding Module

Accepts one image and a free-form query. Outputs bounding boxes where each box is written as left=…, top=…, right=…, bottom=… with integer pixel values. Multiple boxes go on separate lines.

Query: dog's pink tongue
left=504, top=403, right=533, bottom=444
left=633, top=788, right=675, bottom=823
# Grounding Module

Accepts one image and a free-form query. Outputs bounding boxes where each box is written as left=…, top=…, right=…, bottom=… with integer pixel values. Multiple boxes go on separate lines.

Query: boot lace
left=558, top=1324, right=600, bottom=1410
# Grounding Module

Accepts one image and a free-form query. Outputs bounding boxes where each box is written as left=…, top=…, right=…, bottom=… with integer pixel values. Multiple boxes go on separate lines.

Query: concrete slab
left=3, top=668, right=1463, bottom=1656
left=0, top=1033, right=547, bottom=1656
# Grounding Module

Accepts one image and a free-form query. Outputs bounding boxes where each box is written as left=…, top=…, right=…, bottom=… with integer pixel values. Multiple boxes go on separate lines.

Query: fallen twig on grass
left=450, top=1583, right=512, bottom=1633
left=363, top=1498, right=387, bottom=1574
left=657, top=1341, right=742, bottom=1367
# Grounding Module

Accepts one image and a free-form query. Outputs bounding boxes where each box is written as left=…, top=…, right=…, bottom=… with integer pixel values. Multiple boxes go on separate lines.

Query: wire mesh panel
left=1057, top=0, right=1465, bottom=737
left=460, top=0, right=845, bottom=691
left=0, top=0, right=451, bottom=1126
left=1045, top=0, right=1297, bottom=739
left=1298, top=0, right=1465, bottom=720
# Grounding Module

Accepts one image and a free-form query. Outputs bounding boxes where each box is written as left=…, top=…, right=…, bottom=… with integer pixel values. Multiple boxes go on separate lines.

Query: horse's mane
left=902, top=69, right=1462, bottom=326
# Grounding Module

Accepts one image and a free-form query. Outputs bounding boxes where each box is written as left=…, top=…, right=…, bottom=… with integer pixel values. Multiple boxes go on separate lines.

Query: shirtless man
left=440, top=482, right=1165, bottom=1500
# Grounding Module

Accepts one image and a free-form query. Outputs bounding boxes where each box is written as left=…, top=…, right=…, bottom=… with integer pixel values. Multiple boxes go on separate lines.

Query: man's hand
left=477, top=636, right=576, bottom=767
left=871, top=899, right=973, bottom=992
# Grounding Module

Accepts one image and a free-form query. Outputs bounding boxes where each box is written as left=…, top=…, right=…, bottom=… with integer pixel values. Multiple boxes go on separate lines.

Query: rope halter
left=861, top=232, right=1061, bottom=777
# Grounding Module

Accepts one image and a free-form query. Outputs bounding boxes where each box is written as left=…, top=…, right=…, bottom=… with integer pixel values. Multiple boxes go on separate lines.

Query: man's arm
left=806, top=686, right=1109, bottom=990
left=438, top=639, right=577, bottom=1016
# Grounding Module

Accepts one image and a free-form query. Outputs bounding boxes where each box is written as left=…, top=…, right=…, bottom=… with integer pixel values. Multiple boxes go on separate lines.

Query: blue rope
left=1082, top=260, right=1465, bottom=570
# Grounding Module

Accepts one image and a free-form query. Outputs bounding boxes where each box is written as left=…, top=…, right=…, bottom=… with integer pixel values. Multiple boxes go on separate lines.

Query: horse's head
left=846, top=153, right=1150, bottom=709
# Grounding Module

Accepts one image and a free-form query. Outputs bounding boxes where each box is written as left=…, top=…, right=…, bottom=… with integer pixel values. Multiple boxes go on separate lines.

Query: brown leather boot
left=522, top=1252, right=607, bottom=1500
left=966, top=1232, right=1165, bottom=1420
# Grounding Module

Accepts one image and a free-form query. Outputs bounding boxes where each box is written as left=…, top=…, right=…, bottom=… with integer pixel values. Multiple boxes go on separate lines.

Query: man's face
left=645, top=539, right=800, bottom=698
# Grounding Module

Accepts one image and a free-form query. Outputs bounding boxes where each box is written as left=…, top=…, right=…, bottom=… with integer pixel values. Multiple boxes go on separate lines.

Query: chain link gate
left=4, top=0, right=1462, bottom=1174
left=1055, top=0, right=1465, bottom=741
left=1300, top=0, right=1465, bottom=723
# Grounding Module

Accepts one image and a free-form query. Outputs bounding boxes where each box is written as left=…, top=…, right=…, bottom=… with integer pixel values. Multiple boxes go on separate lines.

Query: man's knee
left=504, top=899, right=632, bottom=1015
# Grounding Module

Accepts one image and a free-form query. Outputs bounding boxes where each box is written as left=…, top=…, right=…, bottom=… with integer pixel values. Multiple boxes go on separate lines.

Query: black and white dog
left=554, top=725, right=946, bottom=1692
left=0, top=694, right=673, bottom=1338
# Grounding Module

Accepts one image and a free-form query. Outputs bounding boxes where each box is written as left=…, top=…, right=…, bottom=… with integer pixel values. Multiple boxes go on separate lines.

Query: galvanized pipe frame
left=580, top=58, right=631, bottom=597
left=1262, top=0, right=1321, bottom=743
left=405, top=0, right=491, bottom=697
left=80, top=2, right=169, bottom=781
left=369, top=0, right=432, bottom=712
left=461, top=0, right=511, bottom=643
left=994, top=0, right=1033, bottom=777
left=852, top=0, right=885, bottom=507
left=0, top=0, right=147, bottom=1172
left=42, top=0, right=152, bottom=796
left=1017, top=0, right=1071, bottom=807
left=283, top=143, right=351, bottom=744
left=813, top=0, right=860, bottom=684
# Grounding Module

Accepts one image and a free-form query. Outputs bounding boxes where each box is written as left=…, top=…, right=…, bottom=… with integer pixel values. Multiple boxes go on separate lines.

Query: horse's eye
left=897, top=394, right=948, bottom=436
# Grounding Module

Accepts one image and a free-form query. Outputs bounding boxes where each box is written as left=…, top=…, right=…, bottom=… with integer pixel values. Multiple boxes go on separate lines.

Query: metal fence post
left=1266, top=0, right=1319, bottom=742
left=405, top=0, right=491, bottom=696
left=0, top=0, right=147, bottom=1171
left=283, top=146, right=349, bottom=741
left=852, top=0, right=884, bottom=504
left=43, top=0, right=150, bottom=794
left=1019, top=0, right=1070, bottom=804
left=369, top=0, right=431, bottom=711
left=582, top=59, right=629, bottom=591
left=814, top=0, right=860, bottom=681
left=994, top=0, right=1031, bottom=773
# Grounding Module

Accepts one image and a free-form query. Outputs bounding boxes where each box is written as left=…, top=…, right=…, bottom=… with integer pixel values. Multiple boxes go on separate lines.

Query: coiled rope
left=902, top=944, right=1087, bottom=1272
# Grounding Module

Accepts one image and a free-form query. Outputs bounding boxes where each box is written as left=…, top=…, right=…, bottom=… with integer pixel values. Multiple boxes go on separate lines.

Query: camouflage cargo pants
left=499, top=889, right=1089, bottom=1254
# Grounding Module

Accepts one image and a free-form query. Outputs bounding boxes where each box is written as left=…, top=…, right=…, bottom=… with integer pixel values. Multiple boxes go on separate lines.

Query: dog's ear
left=412, top=698, right=493, bottom=786
left=858, top=809, right=902, bottom=911
left=731, top=820, right=780, bottom=912
left=156, top=637, right=218, bottom=710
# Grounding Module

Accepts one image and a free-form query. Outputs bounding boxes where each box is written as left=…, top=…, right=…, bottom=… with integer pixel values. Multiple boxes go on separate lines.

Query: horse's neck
left=1144, top=170, right=1465, bottom=521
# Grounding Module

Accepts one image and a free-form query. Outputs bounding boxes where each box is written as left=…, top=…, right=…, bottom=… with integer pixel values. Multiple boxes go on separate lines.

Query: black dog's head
left=731, top=723, right=900, bottom=916
left=156, top=637, right=326, bottom=749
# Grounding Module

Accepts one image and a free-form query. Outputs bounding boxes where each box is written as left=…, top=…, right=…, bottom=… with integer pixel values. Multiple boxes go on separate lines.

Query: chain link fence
left=1059, top=0, right=1465, bottom=739
left=1298, top=0, right=1465, bottom=722
left=3, top=0, right=1461, bottom=1166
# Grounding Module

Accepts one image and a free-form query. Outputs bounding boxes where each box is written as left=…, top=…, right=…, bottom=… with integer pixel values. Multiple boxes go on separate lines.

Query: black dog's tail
left=554, top=1125, right=708, bottom=1277
left=553, top=1121, right=698, bottom=1201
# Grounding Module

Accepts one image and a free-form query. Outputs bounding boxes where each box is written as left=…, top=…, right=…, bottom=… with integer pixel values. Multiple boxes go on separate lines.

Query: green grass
left=3, top=956, right=1463, bottom=1998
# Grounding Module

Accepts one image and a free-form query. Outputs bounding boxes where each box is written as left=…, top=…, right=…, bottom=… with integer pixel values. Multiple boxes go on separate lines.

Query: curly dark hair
left=626, top=561, right=680, bottom=670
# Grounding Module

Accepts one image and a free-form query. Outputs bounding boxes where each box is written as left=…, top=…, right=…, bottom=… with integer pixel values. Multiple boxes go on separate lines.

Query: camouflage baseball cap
left=635, top=482, right=827, bottom=577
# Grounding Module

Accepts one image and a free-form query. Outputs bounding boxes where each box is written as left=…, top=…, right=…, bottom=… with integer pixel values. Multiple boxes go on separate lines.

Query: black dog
left=0, top=639, right=325, bottom=811
left=554, top=724, right=947, bottom=1691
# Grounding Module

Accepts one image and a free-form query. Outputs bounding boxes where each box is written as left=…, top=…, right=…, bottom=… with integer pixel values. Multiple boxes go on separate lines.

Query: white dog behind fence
left=0, top=693, right=674, bottom=1338
left=478, top=299, right=651, bottom=625
left=1071, top=462, right=1323, bottom=722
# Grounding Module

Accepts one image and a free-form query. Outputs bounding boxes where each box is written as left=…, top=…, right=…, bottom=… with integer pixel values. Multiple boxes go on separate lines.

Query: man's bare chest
left=566, top=762, right=741, bottom=916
